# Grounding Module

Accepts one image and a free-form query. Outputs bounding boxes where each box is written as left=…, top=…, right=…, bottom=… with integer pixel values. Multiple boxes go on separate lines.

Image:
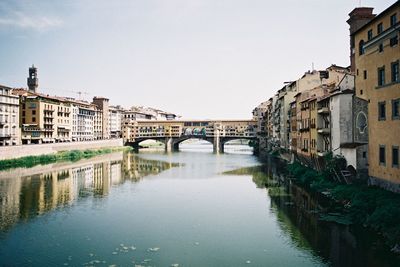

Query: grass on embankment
left=287, top=161, right=400, bottom=247
left=0, top=146, right=132, bottom=171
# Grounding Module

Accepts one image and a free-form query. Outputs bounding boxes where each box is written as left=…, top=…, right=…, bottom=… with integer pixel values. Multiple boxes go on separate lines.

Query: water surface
left=0, top=144, right=398, bottom=266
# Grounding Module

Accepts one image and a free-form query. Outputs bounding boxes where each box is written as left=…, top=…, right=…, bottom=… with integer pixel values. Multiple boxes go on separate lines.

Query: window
left=379, top=145, right=386, bottom=166
left=378, top=101, right=386, bottom=121
left=359, top=40, right=365, bottom=55
left=363, top=70, right=367, bottom=79
left=356, top=112, right=367, bottom=133
left=363, top=151, right=367, bottom=159
left=22, top=111, right=25, bottom=116
left=379, top=43, right=384, bottom=52
left=377, top=23, right=383, bottom=34
left=390, top=35, right=398, bottom=47
left=392, top=61, right=399, bottom=82
left=391, top=13, right=397, bottom=27
left=393, top=146, right=399, bottom=167
left=32, top=117, right=36, bottom=122
left=368, top=29, right=373, bottom=40
left=393, top=99, right=400, bottom=120
left=378, top=67, right=385, bottom=86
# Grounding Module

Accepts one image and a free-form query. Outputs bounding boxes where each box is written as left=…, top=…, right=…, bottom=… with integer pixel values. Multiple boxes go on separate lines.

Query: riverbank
left=260, top=151, right=400, bottom=252
left=0, top=146, right=132, bottom=171
left=0, top=138, right=123, bottom=161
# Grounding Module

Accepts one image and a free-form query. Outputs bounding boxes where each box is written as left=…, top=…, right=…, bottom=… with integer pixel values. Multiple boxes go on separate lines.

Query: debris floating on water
left=246, top=260, right=251, bottom=264
left=147, top=247, right=160, bottom=252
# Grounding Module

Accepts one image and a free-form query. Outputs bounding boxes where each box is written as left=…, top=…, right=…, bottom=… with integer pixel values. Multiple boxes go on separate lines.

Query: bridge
left=122, top=120, right=257, bottom=153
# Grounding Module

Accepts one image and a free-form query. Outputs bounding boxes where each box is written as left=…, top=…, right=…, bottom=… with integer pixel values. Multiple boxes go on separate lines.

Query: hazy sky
left=0, top=0, right=395, bottom=119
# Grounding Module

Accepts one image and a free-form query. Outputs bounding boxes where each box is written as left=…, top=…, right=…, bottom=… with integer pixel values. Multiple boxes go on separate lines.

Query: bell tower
left=27, top=65, right=38, bottom=92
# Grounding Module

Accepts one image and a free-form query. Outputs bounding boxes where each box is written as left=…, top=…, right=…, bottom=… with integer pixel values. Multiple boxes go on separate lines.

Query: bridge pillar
left=213, top=123, right=222, bottom=153
left=165, top=137, right=173, bottom=152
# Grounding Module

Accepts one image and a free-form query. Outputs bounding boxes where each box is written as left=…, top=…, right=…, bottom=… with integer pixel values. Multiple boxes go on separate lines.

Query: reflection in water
left=224, top=159, right=400, bottom=267
left=0, top=149, right=399, bottom=267
left=0, top=152, right=179, bottom=233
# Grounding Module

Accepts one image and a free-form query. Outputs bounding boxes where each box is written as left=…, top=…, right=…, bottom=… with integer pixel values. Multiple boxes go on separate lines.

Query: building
left=109, top=106, right=123, bottom=138
left=27, top=65, right=38, bottom=93
left=94, top=107, right=103, bottom=140
left=349, top=2, right=400, bottom=190
left=123, top=109, right=156, bottom=121
left=0, top=85, right=20, bottom=146
left=15, top=90, right=72, bottom=144
left=92, top=97, right=110, bottom=139
left=329, top=74, right=368, bottom=176
left=252, top=100, right=270, bottom=153
left=68, top=99, right=95, bottom=141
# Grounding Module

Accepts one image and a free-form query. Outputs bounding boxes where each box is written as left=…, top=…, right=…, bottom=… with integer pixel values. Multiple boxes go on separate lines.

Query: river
left=0, top=143, right=398, bottom=266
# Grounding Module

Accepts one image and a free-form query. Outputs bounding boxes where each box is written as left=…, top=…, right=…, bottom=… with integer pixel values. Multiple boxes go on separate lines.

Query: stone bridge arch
left=171, top=135, right=214, bottom=150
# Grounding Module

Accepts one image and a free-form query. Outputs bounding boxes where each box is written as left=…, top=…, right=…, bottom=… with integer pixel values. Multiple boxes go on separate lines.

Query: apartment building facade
left=0, top=85, right=20, bottom=146
left=350, top=2, right=400, bottom=188
left=16, top=91, right=72, bottom=144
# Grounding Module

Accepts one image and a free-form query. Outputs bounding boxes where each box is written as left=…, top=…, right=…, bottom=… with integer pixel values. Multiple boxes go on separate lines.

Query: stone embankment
left=0, top=139, right=123, bottom=160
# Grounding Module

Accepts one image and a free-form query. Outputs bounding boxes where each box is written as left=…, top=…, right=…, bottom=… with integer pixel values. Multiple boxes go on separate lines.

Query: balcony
left=317, top=128, right=330, bottom=135
left=0, top=133, right=11, bottom=139
left=310, top=123, right=316, bottom=128
left=317, top=150, right=329, bottom=157
left=318, top=107, right=329, bottom=114
left=44, top=114, right=54, bottom=119
left=299, top=126, right=310, bottom=132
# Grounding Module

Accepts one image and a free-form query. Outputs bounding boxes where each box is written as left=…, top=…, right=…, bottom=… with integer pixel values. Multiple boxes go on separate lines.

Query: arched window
left=359, top=40, right=365, bottom=55
left=356, top=112, right=367, bottom=134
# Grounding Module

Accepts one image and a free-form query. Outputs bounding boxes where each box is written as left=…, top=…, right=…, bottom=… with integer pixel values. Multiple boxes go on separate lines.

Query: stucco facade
left=352, top=2, right=400, bottom=187
left=0, top=85, right=20, bottom=146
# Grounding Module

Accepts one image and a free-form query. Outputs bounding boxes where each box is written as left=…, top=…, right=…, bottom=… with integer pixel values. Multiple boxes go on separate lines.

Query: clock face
left=356, top=111, right=367, bottom=134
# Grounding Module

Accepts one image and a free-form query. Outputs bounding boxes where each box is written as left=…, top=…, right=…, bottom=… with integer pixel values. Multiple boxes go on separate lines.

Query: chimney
left=347, top=7, right=376, bottom=72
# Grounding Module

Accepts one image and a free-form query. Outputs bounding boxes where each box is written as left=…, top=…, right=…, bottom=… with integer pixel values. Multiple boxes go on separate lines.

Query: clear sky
left=0, top=0, right=396, bottom=119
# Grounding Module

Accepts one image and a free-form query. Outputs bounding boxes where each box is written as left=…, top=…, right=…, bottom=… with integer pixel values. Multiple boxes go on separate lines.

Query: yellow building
left=309, top=97, right=318, bottom=159
left=14, top=90, right=72, bottom=144
left=351, top=2, right=400, bottom=189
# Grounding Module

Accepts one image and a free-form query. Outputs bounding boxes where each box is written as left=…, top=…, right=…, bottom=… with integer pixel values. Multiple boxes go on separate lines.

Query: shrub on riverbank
left=287, top=160, right=400, bottom=246
left=0, top=147, right=131, bottom=171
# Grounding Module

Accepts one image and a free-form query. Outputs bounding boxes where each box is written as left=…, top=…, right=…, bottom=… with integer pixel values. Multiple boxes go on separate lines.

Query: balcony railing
left=0, top=133, right=11, bottom=138
left=317, top=107, right=329, bottom=114
left=317, top=150, right=329, bottom=157
left=317, top=128, right=330, bottom=135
